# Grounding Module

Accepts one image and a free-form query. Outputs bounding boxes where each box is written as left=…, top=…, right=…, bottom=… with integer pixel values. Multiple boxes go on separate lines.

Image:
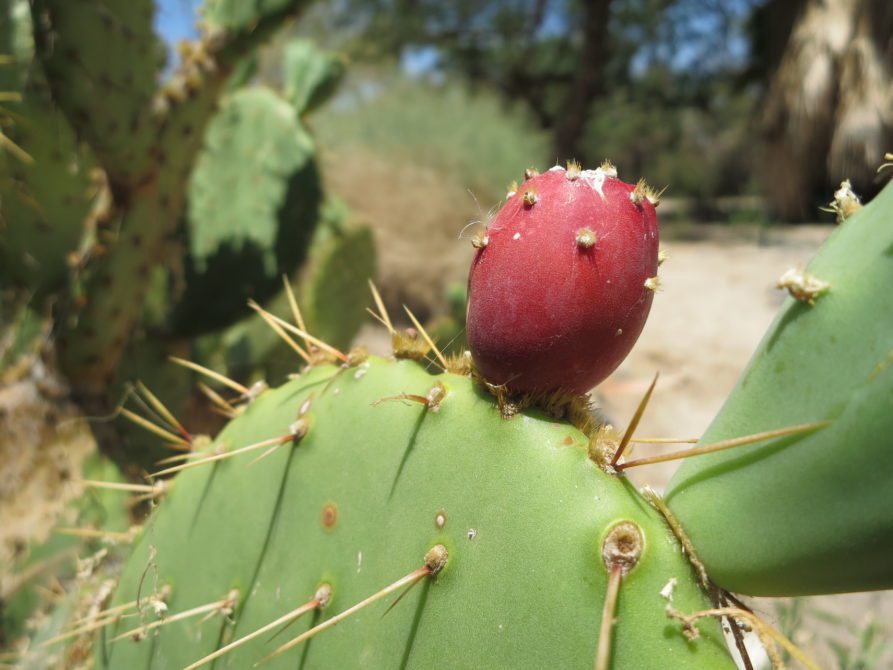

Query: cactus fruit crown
left=467, top=161, right=660, bottom=395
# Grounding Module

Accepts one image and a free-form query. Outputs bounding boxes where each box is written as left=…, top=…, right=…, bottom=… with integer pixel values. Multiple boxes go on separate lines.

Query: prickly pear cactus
left=97, top=356, right=733, bottom=669
left=282, top=39, right=347, bottom=115
left=666, top=178, right=893, bottom=597
left=214, top=211, right=376, bottom=383
left=171, top=87, right=322, bottom=335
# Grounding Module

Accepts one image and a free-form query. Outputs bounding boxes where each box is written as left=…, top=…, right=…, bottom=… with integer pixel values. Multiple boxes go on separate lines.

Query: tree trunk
left=552, top=0, right=613, bottom=164
left=759, top=0, right=892, bottom=221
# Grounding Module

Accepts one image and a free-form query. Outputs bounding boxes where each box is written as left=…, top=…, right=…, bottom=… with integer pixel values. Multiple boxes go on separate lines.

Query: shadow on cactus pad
left=169, top=158, right=322, bottom=336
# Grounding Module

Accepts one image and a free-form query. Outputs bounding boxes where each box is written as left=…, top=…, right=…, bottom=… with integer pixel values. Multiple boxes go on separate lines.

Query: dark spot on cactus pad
left=321, top=503, right=338, bottom=529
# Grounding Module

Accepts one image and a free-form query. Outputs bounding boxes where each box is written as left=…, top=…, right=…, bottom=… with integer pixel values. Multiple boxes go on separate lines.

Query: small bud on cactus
left=467, top=163, right=659, bottom=394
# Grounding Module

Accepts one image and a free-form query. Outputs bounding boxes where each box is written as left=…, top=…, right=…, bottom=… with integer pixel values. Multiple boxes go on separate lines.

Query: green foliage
left=98, top=358, right=733, bottom=669
left=313, top=70, right=550, bottom=201
left=774, top=598, right=893, bottom=669
left=666, top=180, right=893, bottom=596
left=582, top=83, right=758, bottom=202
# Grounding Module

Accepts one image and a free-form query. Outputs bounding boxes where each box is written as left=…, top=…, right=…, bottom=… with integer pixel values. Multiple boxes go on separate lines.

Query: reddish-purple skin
left=467, top=167, right=659, bottom=395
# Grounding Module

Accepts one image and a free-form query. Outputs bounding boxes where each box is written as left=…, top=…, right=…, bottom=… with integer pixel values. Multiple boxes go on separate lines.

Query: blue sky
left=154, top=0, right=756, bottom=77
left=155, top=0, right=200, bottom=46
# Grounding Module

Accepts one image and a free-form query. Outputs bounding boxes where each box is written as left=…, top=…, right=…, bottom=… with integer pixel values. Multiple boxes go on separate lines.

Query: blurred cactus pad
left=0, top=0, right=375, bottom=469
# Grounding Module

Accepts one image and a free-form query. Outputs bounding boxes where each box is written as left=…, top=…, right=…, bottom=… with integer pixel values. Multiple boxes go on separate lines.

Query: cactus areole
left=467, top=164, right=660, bottom=394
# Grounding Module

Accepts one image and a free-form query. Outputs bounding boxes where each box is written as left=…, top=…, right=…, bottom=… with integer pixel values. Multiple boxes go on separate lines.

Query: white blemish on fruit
left=581, top=168, right=607, bottom=198
left=513, top=232, right=521, bottom=240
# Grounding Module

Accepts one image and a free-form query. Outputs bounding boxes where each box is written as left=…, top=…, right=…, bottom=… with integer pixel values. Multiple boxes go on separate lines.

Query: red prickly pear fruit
left=466, top=163, right=659, bottom=395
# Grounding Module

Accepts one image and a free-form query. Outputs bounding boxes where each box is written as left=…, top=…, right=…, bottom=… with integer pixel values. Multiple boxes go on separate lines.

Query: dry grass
left=321, top=146, right=481, bottom=320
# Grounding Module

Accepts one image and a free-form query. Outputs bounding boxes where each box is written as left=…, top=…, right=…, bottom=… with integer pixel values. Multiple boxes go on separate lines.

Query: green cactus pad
left=170, top=87, right=322, bottom=335
left=98, top=357, right=733, bottom=669
left=282, top=39, right=347, bottom=115
left=0, top=99, right=95, bottom=295
left=0, top=1, right=94, bottom=296
left=298, top=224, right=376, bottom=351
left=29, top=0, right=160, bottom=186
left=666, top=180, right=893, bottom=596
left=203, top=0, right=304, bottom=31
left=220, top=223, right=376, bottom=383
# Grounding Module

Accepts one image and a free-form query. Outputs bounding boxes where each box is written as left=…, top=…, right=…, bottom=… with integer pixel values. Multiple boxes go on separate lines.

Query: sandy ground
left=356, top=221, right=891, bottom=668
